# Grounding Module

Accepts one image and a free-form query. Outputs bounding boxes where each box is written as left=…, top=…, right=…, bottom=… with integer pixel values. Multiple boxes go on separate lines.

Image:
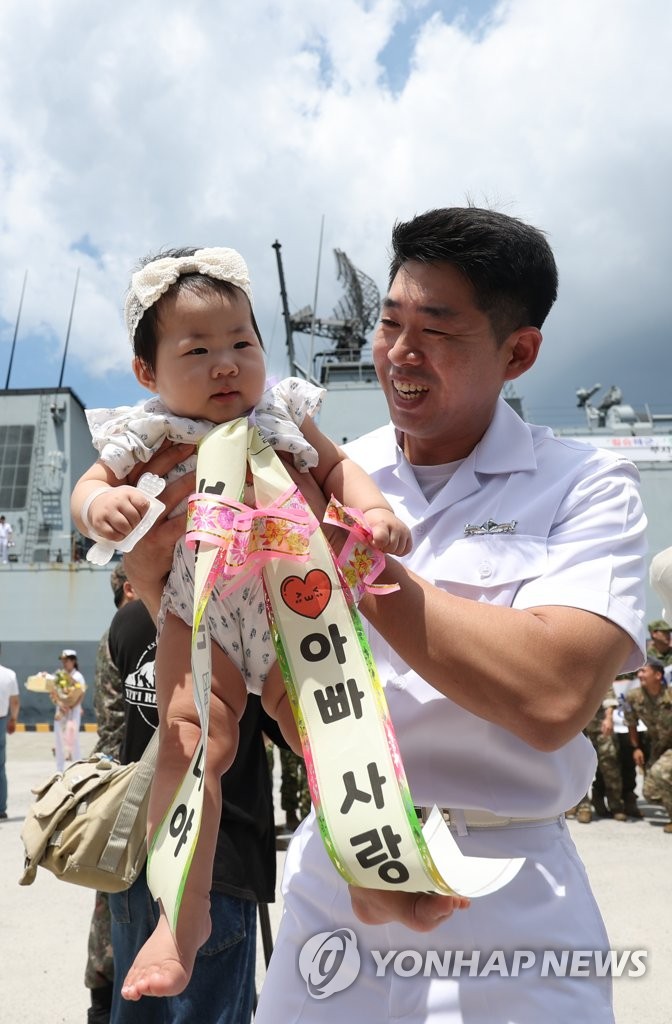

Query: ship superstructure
left=553, top=384, right=672, bottom=624
left=272, top=241, right=389, bottom=443
left=0, top=387, right=113, bottom=723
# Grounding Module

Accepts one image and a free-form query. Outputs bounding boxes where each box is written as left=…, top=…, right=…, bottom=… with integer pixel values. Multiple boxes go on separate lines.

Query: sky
left=1, top=0, right=671, bottom=429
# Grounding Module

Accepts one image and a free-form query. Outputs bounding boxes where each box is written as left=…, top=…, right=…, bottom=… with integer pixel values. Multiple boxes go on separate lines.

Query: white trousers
left=256, top=811, right=615, bottom=1024
left=54, top=706, right=82, bottom=771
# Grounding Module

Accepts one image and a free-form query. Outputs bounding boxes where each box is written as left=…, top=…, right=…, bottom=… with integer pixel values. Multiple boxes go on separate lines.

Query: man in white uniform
left=255, top=207, right=647, bottom=1023
left=0, top=643, right=20, bottom=819
left=122, top=208, right=647, bottom=1023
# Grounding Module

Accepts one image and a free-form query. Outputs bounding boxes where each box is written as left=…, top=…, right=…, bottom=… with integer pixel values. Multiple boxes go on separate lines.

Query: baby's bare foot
left=121, top=901, right=211, bottom=1000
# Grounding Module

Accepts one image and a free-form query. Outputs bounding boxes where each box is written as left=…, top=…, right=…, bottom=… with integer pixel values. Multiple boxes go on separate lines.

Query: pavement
left=1, top=732, right=670, bottom=1023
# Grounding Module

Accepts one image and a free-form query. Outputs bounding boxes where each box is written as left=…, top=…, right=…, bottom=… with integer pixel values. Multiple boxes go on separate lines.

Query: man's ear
left=503, top=327, right=542, bottom=382
left=133, top=357, right=157, bottom=393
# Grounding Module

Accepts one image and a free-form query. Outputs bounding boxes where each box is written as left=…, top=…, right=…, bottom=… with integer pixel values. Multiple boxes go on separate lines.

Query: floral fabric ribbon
left=326, top=498, right=401, bottom=603
left=185, top=484, right=319, bottom=624
left=185, top=488, right=397, bottom=609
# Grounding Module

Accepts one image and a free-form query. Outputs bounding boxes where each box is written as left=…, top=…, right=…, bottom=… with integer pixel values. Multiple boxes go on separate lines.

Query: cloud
left=0, top=0, right=670, bottom=423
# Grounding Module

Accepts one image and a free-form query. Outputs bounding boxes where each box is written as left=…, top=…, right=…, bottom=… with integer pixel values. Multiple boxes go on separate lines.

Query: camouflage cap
left=110, top=563, right=128, bottom=593
left=648, top=619, right=671, bottom=633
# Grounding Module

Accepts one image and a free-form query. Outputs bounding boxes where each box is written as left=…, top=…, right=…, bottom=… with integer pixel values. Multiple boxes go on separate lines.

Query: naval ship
left=1, top=248, right=670, bottom=723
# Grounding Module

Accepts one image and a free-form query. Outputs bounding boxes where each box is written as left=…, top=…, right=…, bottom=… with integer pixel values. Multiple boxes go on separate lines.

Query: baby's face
left=134, top=286, right=266, bottom=423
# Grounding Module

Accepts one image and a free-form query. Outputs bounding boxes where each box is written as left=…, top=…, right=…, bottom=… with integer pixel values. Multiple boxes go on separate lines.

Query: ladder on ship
left=22, top=393, right=52, bottom=562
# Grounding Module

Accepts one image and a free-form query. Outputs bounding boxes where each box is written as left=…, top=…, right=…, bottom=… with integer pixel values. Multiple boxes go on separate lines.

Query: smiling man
left=256, top=207, right=647, bottom=1024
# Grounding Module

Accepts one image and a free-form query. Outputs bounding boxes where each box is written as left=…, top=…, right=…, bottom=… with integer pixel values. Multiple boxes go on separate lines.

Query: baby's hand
left=87, top=486, right=150, bottom=541
left=365, top=508, right=412, bottom=556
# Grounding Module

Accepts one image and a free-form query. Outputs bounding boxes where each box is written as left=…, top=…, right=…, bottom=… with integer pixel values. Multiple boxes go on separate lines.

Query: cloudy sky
left=1, top=0, right=670, bottom=429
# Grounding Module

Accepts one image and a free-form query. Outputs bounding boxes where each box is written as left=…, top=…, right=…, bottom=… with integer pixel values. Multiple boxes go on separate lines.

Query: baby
left=71, top=247, right=411, bottom=1000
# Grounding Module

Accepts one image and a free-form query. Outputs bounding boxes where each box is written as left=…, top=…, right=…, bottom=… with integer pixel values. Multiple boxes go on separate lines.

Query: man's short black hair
left=388, top=207, right=559, bottom=344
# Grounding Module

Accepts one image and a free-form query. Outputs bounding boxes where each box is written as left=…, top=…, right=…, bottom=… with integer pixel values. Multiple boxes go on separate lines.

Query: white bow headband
left=124, top=247, right=254, bottom=342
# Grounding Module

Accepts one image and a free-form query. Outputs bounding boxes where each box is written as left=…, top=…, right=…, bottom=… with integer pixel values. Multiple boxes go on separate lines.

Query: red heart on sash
left=280, top=570, right=332, bottom=618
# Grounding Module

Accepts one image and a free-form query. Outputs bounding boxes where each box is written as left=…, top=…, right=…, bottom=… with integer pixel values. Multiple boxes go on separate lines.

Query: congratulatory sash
left=147, top=418, right=523, bottom=933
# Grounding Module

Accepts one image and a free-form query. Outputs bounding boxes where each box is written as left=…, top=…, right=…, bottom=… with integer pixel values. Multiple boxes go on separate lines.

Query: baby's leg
left=121, top=612, right=247, bottom=1001
left=262, top=663, right=303, bottom=757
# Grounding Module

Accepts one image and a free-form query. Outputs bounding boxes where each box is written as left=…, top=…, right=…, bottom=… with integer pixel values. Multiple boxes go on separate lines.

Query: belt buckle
left=415, top=805, right=451, bottom=826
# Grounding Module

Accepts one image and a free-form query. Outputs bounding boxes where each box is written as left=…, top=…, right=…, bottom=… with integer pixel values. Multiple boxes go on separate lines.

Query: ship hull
left=0, top=563, right=112, bottom=726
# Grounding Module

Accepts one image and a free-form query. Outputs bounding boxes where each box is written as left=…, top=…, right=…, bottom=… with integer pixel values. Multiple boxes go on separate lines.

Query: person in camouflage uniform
left=646, top=619, right=672, bottom=666
left=567, top=684, right=629, bottom=824
left=623, top=656, right=672, bottom=834
left=85, top=564, right=135, bottom=1024
left=602, top=672, right=643, bottom=818
left=584, top=685, right=629, bottom=821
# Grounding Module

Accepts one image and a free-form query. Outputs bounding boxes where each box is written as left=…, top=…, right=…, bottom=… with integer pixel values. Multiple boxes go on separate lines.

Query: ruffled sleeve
left=86, top=397, right=213, bottom=479
left=254, top=377, right=325, bottom=472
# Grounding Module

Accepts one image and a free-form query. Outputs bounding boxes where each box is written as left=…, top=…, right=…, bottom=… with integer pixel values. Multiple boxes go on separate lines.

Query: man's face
left=650, top=630, right=671, bottom=652
left=637, top=664, right=664, bottom=691
left=372, top=260, right=540, bottom=465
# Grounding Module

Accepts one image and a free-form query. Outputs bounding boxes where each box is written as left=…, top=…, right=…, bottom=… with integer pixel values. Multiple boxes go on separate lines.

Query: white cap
left=59, top=649, right=77, bottom=659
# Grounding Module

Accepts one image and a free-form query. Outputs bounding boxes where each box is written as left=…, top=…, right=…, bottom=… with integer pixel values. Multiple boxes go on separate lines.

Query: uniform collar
left=363, top=397, right=539, bottom=477
left=469, top=397, right=538, bottom=475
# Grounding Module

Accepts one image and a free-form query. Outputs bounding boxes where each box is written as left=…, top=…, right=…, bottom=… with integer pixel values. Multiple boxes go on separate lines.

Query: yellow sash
left=148, top=419, right=523, bottom=933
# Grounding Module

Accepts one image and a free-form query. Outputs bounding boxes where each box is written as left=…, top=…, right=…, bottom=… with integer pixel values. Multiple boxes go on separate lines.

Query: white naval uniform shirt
left=345, top=397, right=647, bottom=818
left=0, top=664, right=19, bottom=716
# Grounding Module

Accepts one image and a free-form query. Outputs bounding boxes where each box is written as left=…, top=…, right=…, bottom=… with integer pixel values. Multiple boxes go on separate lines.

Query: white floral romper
left=86, top=377, right=324, bottom=693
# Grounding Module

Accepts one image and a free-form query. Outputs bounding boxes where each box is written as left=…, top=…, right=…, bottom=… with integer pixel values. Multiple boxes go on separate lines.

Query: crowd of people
left=567, top=619, right=672, bottom=826
left=5, top=206, right=672, bottom=1023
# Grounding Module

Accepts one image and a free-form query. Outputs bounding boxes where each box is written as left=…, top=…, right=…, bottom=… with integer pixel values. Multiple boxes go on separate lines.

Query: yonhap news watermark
left=298, top=929, right=648, bottom=999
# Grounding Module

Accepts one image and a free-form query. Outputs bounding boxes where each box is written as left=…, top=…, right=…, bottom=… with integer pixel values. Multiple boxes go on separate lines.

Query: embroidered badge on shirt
left=464, top=519, right=518, bottom=536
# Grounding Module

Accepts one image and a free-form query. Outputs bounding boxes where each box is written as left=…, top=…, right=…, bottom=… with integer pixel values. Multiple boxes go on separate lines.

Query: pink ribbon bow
left=186, top=487, right=398, bottom=607
left=186, top=484, right=319, bottom=597
left=325, top=498, right=400, bottom=602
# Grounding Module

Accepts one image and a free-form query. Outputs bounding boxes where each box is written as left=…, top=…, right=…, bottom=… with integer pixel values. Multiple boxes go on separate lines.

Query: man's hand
left=123, top=442, right=196, bottom=618
left=7, top=719, right=16, bottom=735
left=600, top=710, right=614, bottom=737
left=126, top=441, right=196, bottom=494
left=348, top=886, right=470, bottom=933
